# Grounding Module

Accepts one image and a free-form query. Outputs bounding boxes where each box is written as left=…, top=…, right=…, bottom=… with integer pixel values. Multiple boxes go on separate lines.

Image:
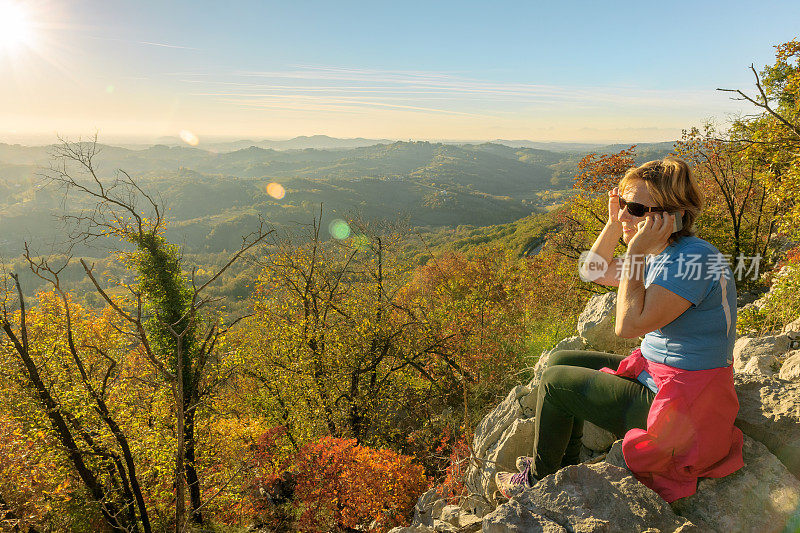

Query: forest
left=0, top=39, right=798, bottom=533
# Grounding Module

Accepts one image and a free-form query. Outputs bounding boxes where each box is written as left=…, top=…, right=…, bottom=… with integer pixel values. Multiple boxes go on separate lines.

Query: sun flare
left=0, top=0, right=35, bottom=54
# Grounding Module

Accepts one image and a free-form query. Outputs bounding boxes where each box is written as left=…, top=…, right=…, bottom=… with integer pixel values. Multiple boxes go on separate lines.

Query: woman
left=496, top=158, right=743, bottom=502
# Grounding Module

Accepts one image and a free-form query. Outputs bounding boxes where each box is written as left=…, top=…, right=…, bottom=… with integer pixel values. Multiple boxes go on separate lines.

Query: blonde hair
left=618, top=157, right=704, bottom=243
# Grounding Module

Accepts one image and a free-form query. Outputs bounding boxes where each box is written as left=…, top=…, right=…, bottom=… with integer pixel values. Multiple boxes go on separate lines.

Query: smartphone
left=671, top=211, right=683, bottom=233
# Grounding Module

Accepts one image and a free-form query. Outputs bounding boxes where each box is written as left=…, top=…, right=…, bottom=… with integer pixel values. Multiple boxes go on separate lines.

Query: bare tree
left=30, top=136, right=272, bottom=531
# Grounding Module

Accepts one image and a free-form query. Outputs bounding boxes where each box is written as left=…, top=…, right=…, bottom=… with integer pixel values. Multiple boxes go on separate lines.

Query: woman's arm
left=615, top=256, right=692, bottom=337
left=614, top=213, right=691, bottom=338
left=580, top=189, right=625, bottom=285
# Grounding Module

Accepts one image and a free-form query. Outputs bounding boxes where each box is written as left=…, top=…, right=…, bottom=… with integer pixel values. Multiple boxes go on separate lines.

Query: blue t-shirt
left=637, top=235, right=737, bottom=373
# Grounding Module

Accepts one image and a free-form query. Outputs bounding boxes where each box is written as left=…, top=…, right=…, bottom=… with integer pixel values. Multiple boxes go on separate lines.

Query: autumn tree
left=675, top=123, right=780, bottom=285
left=719, top=38, right=800, bottom=240
left=550, top=147, right=637, bottom=262
left=241, top=211, right=467, bottom=453
left=29, top=137, right=271, bottom=531
left=0, top=275, right=150, bottom=532
left=250, top=429, right=427, bottom=533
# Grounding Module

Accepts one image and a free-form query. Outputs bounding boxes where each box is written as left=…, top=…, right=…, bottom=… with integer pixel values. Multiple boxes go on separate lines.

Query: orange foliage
left=574, top=146, right=637, bottom=194
left=252, top=432, right=428, bottom=532
left=434, top=427, right=471, bottom=504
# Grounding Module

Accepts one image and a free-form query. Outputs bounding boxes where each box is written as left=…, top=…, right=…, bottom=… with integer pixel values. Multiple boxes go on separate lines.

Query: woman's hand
left=607, top=187, right=622, bottom=227
left=627, top=212, right=675, bottom=256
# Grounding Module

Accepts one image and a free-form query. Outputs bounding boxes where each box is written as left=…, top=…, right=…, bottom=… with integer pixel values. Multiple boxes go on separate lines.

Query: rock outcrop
left=733, top=334, right=791, bottom=376
left=394, top=294, right=800, bottom=533
left=670, top=435, right=800, bottom=533
left=576, top=291, right=640, bottom=354
left=486, top=462, right=700, bottom=532
left=734, top=374, right=800, bottom=478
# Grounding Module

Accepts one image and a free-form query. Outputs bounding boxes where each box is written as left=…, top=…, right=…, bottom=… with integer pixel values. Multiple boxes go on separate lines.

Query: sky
left=1, top=0, right=799, bottom=145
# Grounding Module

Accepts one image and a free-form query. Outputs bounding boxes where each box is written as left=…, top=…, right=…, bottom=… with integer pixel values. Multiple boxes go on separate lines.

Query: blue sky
left=1, top=0, right=799, bottom=143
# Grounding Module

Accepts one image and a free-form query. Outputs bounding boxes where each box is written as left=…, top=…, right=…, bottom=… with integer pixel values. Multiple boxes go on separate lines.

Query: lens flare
left=179, top=130, right=199, bottom=146
left=266, top=182, right=285, bottom=199
left=329, top=219, right=350, bottom=240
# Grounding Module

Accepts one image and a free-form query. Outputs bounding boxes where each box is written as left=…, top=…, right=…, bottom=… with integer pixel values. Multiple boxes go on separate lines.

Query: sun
left=0, top=0, right=35, bottom=54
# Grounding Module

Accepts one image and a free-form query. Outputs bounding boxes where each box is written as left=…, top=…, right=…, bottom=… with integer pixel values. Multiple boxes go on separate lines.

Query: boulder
left=581, top=421, right=616, bottom=452
left=474, top=418, right=535, bottom=501
left=671, top=436, right=800, bottom=533
left=577, top=292, right=638, bottom=353
left=740, top=353, right=780, bottom=377
left=733, top=335, right=791, bottom=374
left=412, top=488, right=446, bottom=528
left=735, top=374, right=800, bottom=478
left=438, top=505, right=462, bottom=526
left=431, top=519, right=457, bottom=532
left=481, top=498, right=566, bottom=532
left=779, top=350, right=800, bottom=381
left=489, top=462, right=699, bottom=532
left=458, top=493, right=491, bottom=519
left=464, top=383, right=536, bottom=500
left=388, top=527, right=435, bottom=533
left=456, top=513, right=482, bottom=532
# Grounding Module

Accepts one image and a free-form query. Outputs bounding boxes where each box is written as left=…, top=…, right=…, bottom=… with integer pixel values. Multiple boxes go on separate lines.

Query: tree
left=251, top=430, right=427, bottom=533
left=719, top=39, right=800, bottom=240
left=1, top=273, right=150, bottom=532
left=242, top=210, right=467, bottom=452
left=675, top=123, right=780, bottom=284
left=26, top=136, right=271, bottom=531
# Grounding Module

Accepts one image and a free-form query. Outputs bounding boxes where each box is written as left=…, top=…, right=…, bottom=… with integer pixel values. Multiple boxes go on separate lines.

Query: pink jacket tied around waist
left=600, top=348, right=744, bottom=502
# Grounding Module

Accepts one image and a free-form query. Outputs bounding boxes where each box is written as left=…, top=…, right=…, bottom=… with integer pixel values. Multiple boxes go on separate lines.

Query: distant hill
left=490, top=139, right=677, bottom=154
left=150, top=134, right=394, bottom=152
left=0, top=139, right=676, bottom=257
left=490, top=139, right=607, bottom=152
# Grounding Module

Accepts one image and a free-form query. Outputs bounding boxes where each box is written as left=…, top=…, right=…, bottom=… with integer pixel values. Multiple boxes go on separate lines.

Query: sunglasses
left=618, top=197, right=666, bottom=218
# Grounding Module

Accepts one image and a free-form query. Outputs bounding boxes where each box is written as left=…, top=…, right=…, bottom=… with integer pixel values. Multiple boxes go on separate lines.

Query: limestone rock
left=735, top=374, right=800, bottom=478
left=388, top=527, right=435, bottom=533
left=605, top=439, right=626, bottom=469
left=576, top=292, right=639, bottom=353
left=464, top=384, right=535, bottom=499
left=782, top=317, right=800, bottom=335
left=581, top=421, right=616, bottom=452
left=412, top=488, right=446, bottom=527
left=475, top=418, right=535, bottom=501
left=482, top=498, right=566, bottom=532
left=497, top=462, right=698, bottom=532
left=779, top=350, right=800, bottom=381
left=431, top=519, right=457, bottom=532
left=456, top=512, right=482, bottom=531
left=458, top=493, right=491, bottom=518
left=671, top=436, right=800, bottom=533
left=439, top=505, right=461, bottom=526
left=741, top=353, right=780, bottom=377
left=733, top=335, right=791, bottom=374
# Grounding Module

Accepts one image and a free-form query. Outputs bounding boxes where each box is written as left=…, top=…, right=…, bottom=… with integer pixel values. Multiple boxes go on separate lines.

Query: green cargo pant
left=532, top=349, right=657, bottom=479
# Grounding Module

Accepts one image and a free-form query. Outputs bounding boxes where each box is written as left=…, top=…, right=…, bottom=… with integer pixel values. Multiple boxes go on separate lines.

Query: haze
left=2, top=0, right=799, bottom=144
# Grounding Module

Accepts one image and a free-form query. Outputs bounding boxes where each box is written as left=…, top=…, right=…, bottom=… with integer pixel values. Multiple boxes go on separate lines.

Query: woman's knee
left=547, top=349, right=584, bottom=368
left=539, top=364, right=571, bottom=393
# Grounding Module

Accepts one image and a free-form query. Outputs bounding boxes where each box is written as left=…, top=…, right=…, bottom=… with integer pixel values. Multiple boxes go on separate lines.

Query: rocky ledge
left=391, top=293, right=800, bottom=533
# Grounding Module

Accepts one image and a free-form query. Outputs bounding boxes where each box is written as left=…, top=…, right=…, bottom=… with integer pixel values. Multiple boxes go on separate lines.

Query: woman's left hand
left=627, top=212, right=675, bottom=256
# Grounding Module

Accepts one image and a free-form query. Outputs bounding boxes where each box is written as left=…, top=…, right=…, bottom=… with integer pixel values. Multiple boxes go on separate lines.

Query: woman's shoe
left=495, top=461, right=536, bottom=498
left=515, top=455, right=534, bottom=472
